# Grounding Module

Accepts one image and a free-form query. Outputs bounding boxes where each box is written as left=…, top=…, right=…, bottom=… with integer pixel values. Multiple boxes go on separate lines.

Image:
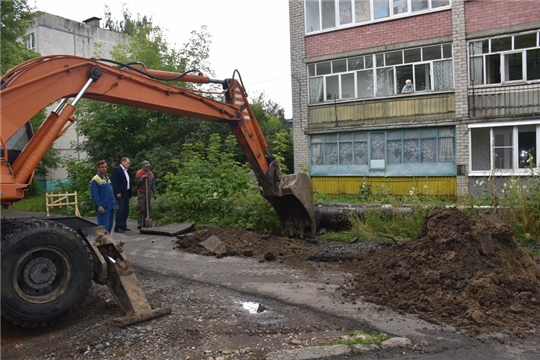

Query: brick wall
left=452, top=0, right=469, bottom=196
left=289, top=0, right=539, bottom=197
left=452, top=0, right=468, bottom=120
left=306, top=11, right=452, bottom=58
left=289, top=0, right=310, bottom=171
left=465, top=0, right=540, bottom=33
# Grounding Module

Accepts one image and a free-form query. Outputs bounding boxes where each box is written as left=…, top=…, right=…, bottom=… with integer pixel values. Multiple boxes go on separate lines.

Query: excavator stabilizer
left=81, top=227, right=171, bottom=327
left=105, top=265, right=172, bottom=327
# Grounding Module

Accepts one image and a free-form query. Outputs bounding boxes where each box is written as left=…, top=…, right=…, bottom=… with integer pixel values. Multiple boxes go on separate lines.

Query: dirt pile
left=175, top=226, right=324, bottom=269
left=340, top=207, right=540, bottom=337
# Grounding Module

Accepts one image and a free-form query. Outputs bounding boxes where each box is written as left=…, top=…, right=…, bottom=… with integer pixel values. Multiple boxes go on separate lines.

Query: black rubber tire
left=1, top=219, right=93, bottom=327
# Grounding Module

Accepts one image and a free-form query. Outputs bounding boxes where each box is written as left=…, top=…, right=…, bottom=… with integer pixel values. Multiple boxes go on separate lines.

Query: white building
left=25, top=13, right=124, bottom=190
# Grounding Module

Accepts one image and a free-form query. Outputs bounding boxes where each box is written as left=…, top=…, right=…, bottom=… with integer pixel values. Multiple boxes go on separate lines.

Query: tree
left=73, top=6, right=291, bottom=196
left=75, top=9, right=224, bottom=193
left=103, top=5, right=145, bottom=36
left=250, top=93, right=294, bottom=173
left=103, top=5, right=214, bottom=78
left=1, top=0, right=39, bottom=74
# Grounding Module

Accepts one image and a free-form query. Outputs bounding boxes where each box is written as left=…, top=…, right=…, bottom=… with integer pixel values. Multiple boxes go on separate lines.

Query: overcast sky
left=30, top=0, right=294, bottom=118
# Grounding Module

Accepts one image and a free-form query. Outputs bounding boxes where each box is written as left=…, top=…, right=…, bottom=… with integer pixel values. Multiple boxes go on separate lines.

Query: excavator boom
left=0, top=55, right=315, bottom=234
left=0, top=54, right=316, bottom=329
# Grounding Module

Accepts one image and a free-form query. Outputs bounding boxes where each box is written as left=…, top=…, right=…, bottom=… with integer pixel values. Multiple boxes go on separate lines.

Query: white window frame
left=304, top=0, right=452, bottom=35
left=502, top=50, right=526, bottom=82
left=468, top=31, right=540, bottom=87
left=308, top=44, right=453, bottom=103
left=25, top=33, right=35, bottom=50
left=468, top=120, right=540, bottom=176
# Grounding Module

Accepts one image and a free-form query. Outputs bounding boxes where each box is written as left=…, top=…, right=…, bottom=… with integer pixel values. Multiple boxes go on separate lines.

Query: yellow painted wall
left=312, top=176, right=457, bottom=197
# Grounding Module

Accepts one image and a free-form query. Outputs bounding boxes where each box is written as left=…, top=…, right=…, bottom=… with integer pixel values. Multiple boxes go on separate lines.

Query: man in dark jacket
left=111, top=157, right=132, bottom=233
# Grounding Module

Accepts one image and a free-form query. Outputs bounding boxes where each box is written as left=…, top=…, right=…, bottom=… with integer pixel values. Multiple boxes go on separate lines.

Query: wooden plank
left=139, top=223, right=195, bottom=236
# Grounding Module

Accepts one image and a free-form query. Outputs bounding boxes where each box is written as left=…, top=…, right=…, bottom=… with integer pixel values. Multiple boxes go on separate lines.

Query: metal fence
left=468, top=83, right=540, bottom=118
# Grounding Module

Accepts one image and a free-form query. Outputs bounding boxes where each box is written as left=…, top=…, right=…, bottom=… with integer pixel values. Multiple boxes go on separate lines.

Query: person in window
left=402, top=79, right=415, bottom=94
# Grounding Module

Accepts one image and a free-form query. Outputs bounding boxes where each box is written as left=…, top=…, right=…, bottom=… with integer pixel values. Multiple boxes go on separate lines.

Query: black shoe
left=115, top=228, right=125, bottom=233
left=123, top=227, right=131, bottom=231
left=137, top=226, right=141, bottom=230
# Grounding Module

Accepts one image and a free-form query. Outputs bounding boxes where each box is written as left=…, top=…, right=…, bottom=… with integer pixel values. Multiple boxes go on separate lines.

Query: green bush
left=61, top=159, right=96, bottom=216
left=152, top=134, right=281, bottom=232
left=26, top=180, right=42, bottom=197
left=320, top=330, right=389, bottom=346
left=224, top=186, right=281, bottom=232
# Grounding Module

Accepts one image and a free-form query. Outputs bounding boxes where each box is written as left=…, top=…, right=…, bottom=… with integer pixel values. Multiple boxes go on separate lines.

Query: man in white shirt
left=111, top=157, right=132, bottom=233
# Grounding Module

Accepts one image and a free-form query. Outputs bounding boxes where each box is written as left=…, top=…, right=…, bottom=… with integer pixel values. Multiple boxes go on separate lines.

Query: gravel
left=2, top=266, right=381, bottom=360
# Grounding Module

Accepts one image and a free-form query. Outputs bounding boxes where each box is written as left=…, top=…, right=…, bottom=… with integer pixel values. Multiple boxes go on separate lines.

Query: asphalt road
left=2, top=211, right=539, bottom=359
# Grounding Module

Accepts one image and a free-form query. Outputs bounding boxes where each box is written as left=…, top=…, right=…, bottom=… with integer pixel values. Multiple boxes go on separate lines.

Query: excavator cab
left=3, top=122, right=33, bottom=166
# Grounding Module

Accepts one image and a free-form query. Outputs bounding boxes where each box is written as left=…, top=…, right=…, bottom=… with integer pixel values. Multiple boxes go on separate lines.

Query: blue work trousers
left=97, top=208, right=114, bottom=233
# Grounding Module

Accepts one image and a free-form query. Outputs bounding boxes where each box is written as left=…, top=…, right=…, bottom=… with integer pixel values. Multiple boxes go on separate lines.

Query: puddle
left=242, top=301, right=265, bottom=314
left=232, top=297, right=286, bottom=324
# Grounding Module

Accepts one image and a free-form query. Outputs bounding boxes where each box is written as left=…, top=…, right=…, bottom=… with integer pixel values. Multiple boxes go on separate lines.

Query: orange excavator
left=0, top=55, right=316, bottom=327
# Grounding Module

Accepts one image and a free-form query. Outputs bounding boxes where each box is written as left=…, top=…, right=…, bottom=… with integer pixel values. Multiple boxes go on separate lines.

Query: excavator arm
left=1, top=55, right=315, bottom=328
left=1, top=55, right=315, bottom=235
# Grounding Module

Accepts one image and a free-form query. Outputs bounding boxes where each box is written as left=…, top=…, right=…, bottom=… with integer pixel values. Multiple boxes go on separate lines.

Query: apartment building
left=289, top=0, right=540, bottom=198
left=24, top=13, right=123, bottom=190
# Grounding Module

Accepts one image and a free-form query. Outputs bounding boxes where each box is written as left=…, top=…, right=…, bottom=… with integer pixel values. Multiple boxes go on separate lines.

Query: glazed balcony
left=307, top=92, right=455, bottom=132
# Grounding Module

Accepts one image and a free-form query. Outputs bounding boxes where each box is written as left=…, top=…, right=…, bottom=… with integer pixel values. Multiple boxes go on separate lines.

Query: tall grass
left=317, top=171, right=540, bottom=254
left=318, top=207, right=430, bottom=244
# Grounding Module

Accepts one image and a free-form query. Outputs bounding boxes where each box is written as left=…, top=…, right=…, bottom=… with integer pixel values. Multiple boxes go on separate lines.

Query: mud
left=340, top=207, right=540, bottom=337
left=175, top=207, right=540, bottom=338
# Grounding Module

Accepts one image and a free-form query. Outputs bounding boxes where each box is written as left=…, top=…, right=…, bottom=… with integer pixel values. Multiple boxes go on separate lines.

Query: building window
left=469, top=122, right=540, bottom=175
left=310, top=127, right=454, bottom=166
left=305, top=0, right=451, bottom=34
left=25, top=33, right=35, bottom=50
left=308, top=44, right=453, bottom=103
left=469, top=30, right=540, bottom=86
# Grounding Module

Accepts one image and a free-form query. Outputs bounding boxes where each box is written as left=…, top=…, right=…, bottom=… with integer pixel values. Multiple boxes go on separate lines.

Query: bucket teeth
left=266, top=172, right=316, bottom=237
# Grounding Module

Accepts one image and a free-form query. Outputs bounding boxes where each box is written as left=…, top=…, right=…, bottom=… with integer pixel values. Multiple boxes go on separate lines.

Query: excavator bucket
left=265, top=172, right=317, bottom=238
left=81, top=227, right=171, bottom=326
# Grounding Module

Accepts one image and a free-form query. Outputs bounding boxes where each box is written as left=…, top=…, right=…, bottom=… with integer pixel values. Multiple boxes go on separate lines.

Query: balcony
left=468, top=83, right=540, bottom=119
left=307, top=92, right=455, bottom=132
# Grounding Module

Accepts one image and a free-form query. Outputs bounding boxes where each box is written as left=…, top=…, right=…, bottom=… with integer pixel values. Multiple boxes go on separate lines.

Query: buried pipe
left=314, top=204, right=415, bottom=231
left=314, top=204, right=505, bottom=231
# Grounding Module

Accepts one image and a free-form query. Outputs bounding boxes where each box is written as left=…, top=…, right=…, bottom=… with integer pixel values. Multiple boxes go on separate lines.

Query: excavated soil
left=340, top=207, right=540, bottom=337
left=175, top=207, right=540, bottom=338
